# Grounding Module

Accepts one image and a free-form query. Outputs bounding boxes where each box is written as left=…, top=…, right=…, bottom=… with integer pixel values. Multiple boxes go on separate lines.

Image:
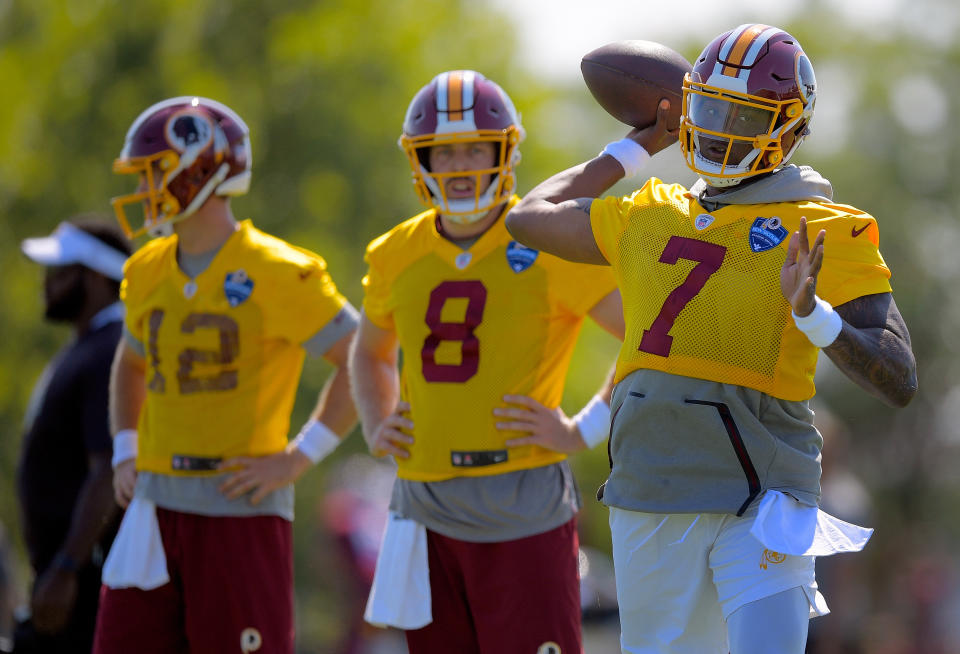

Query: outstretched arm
left=780, top=217, right=917, bottom=408
left=506, top=100, right=678, bottom=263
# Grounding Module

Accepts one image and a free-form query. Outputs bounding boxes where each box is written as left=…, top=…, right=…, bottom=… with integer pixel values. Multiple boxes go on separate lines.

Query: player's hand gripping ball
left=581, top=40, right=692, bottom=130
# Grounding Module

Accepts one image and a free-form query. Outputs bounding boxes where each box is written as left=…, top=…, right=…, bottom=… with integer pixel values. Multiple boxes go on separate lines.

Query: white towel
left=364, top=512, right=431, bottom=630
left=750, top=490, right=873, bottom=557
left=102, top=497, right=170, bottom=590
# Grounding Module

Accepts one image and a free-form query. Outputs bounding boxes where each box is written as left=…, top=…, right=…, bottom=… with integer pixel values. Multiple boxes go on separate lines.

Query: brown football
left=581, top=40, right=692, bottom=130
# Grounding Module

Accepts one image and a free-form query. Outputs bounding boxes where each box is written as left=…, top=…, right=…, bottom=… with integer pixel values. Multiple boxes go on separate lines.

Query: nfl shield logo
left=224, top=270, right=254, bottom=307
left=749, top=217, right=789, bottom=252
left=506, top=241, right=539, bottom=273
left=694, top=214, right=714, bottom=230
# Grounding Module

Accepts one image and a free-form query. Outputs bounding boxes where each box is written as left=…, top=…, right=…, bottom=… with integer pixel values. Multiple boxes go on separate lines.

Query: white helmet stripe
left=741, top=27, right=784, bottom=67
left=718, top=24, right=752, bottom=60
left=436, top=72, right=449, bottom=113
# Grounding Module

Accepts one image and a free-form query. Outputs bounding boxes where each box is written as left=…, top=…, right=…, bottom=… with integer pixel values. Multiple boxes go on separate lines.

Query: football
left=580, top=40, right=692, bottom=130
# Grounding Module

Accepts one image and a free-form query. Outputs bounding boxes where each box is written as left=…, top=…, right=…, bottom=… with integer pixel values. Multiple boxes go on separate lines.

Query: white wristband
left=792, top=296, right=843, bottom=348
left=573, top=395, right=611, bottom=449
left=291, top=419, right=341, bottom=464
left=600, top=139, right=651, bottom=178
left=112, top=429, right=138, bottom=468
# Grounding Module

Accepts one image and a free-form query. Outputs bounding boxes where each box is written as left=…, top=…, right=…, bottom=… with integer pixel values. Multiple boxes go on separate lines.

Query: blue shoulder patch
left=224, top=269, right=254, bottom=307
left=749, top=217, right=789, bottom=253
left=506, top=241, right=539, bottom=273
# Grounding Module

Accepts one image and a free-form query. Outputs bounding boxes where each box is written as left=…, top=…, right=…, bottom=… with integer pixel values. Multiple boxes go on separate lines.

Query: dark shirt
left=16, top=317, right=121, bottom=573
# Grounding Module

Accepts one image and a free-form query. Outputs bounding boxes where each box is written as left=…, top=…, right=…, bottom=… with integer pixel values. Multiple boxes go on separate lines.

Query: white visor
left=21, top=222, right=128, bottom=281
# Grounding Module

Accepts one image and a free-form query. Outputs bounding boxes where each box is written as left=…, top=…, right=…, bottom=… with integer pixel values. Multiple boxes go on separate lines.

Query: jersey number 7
left=639, top=236, right=726, bottom=357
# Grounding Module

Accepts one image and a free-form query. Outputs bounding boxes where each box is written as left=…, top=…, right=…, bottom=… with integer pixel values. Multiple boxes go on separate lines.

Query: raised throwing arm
left=506, top=100, right=677, bottom=263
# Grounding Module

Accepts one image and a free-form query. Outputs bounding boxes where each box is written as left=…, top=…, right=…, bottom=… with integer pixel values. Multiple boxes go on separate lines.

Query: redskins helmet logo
left=537, top=642, right=562, bottom=654
left=165, top=110, right=214, bottom=153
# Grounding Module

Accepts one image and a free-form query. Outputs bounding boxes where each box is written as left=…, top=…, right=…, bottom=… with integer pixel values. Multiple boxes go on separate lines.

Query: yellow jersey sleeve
left=121, top=236, right=176, bottom=344
left=544, top=252, right=618, bottom=317
left=804, top=206, right=892, bottom=307
left=258, top=245, right=347, bottom=345
left=362, top=231, right=399, bottom=330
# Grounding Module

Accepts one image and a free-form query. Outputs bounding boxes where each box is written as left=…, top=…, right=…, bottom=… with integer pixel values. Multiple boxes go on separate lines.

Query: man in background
left=16, top=218, right=131, bottom=652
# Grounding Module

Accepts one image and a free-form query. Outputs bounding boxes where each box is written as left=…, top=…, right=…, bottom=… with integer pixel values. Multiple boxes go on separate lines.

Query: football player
left=506, top=25, right=917, bottom=654
left=92, top=97, right=358, bottom=654
left=350, top=70, right=624, bottom=654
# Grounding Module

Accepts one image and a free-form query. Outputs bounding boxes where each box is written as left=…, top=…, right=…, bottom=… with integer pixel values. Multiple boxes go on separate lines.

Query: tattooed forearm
left=823, top=293, right=918, bottom=408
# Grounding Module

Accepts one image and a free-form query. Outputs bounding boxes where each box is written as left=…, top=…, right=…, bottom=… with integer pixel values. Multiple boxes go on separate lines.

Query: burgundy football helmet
left=679, top=24, right=816, bottom=187
left=399, top=70, right=525, bottom=223
left=111, top=97, right=252, bottom=238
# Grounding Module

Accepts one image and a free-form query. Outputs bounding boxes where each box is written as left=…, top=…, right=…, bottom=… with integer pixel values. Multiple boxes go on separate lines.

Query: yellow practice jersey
left=123, top=220, right=347, bottom=474
left=591, top=178, right=892, bottom=401
left=363, top=197, right=617, bottom=481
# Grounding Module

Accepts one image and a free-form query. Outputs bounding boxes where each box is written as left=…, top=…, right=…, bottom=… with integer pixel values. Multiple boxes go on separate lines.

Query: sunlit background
left=1, top=0, right=958, bottom=651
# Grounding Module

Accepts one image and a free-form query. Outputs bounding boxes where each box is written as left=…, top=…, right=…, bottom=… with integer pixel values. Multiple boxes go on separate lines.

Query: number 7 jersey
left=122, top=220, right=348, bottom=474
left=362, top=197, right=617, bottom=481
left=591, top=178, right=892, bottom=401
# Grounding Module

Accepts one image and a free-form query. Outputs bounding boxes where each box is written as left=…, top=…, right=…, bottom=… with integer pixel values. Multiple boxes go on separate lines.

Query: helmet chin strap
left=423, top=170, right=503, bottom=223
left=149, top=163, right=231, bottom=237
left=693, top=142, right=763, bottom=188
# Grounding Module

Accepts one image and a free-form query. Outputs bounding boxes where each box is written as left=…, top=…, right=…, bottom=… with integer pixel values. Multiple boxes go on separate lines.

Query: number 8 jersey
left=363, top=197, right=617, bottom=481
left=591, top=178, right=892, bottom=401
left=122, top=220, right=348, bottom=474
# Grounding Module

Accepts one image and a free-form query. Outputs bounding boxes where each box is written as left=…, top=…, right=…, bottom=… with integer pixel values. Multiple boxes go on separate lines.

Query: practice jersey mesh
left=591, top=178, right=892, bottom=401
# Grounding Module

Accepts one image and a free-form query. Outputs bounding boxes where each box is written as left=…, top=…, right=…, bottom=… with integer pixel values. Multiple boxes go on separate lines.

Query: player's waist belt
left=171, top=455, right=222, bottom=472
left=450, top=449, right=508, bottom=468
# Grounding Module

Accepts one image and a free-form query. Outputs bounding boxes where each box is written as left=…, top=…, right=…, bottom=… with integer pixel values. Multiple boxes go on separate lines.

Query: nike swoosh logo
left=851, top=224, right=869, bottom=238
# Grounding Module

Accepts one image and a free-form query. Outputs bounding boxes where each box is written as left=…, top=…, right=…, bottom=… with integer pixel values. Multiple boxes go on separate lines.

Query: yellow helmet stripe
left=447, top=70, right=464, bottom=121
left=721, top=24, right=770, bottom=77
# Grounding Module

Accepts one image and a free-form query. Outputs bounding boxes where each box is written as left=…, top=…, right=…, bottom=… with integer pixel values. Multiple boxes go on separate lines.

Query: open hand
left=219, top=449, right=312, bottom=506
left=495, top=394, right=586, bottom=453
left=780, top=216, right=826, bottom=316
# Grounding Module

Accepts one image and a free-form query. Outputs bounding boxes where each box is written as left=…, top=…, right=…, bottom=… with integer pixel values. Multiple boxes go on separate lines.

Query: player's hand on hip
left=218, top=449, right=313, bottom=506
left=113, top=459, right=137, bottom=508
left=627, top=99, right=679, bottom=156
left=31, top=565, right=78, bottom=634
left=368, top=401, right=414, bottom=459
left=780, top=216, right=826, bottom=316
left=496, top=394, right=587, bottom=453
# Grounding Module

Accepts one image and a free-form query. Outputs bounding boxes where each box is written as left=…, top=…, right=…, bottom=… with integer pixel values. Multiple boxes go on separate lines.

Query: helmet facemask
left=681, top=77, right=808, bottom=187
left=400, top=127, right=522, bottom=224
left=679, top=24, right=816, bottom=189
